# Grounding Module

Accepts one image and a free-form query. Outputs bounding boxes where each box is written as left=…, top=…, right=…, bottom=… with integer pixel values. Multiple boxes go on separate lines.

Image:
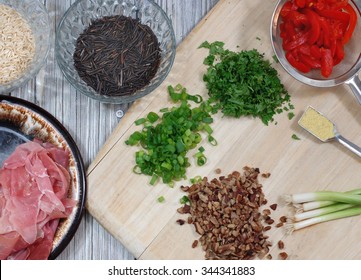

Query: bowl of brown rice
left=0, top=0, right=51, bottom=94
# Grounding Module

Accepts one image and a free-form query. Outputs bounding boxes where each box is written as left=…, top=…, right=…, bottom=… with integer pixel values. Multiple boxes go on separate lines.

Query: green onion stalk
left=283, top=188, right=361, bottom=234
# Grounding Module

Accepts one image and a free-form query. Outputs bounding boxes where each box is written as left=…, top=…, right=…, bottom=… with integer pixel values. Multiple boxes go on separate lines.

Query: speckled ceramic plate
left=0, top=95, right=86, bottom=260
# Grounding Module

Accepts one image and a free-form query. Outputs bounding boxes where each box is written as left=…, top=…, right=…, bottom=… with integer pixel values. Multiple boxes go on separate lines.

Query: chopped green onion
left=190, top=176, right=202, bottom=184
left=168, top=85, right=204, bottom=103
left=203, top=124, right=213, bottom=134
left=150, top=174, right=159, bottom=185
left=175, top=84, right=183, bottom=91
left=125, top=84, right=217, bottom=186
left=202, top=117, right=213, bottom=123
left=157, top=196, right=165, bottom=203
left=208, top=135, right=218, bottom=146
left=194, top=133, right=202, bottom=144
left=132, top=165, right=142, bottom=174
left=177, top=155, right=185, bottom=165
left=135, top=118, right=146, bottom=125
left=194, top=151, right=204, bottom=158
left=180, top=195, right=190, bottom=204
left=125, top=131, right=143, bottom=145
left=147, top=112, right=159, bottom=123
left=161, top=162, right=172, bottom=170
left=197, top=156, right=207, bottom=166
left=188, top=94, right=203, bottom=103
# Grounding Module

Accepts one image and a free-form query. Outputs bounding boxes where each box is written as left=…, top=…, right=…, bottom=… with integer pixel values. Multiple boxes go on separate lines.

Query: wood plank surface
left=8, top=0, right=219, bottom=260
left=87, top=0, right=361, bottom=259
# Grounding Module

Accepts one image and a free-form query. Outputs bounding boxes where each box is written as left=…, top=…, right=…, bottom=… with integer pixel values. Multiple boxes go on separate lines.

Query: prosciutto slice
left=0, top=140, right=73, bottom=260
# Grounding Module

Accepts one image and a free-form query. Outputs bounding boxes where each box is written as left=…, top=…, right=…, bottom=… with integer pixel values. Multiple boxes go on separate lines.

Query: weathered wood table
left=7, top=0, right=219, bottom=259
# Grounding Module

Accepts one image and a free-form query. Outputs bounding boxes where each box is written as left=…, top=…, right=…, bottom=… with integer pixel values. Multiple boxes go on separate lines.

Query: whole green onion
left=287, top=206, right=361, bottom=234
left=285, top=188, right=361, bottom=233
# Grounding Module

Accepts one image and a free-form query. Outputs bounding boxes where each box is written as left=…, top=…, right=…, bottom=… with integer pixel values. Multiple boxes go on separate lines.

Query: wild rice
left=0, top=4, right=35, bottom=85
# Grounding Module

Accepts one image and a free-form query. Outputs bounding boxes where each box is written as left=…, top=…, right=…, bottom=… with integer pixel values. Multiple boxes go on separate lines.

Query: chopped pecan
left=269, top=203, right=277, bottom=211
left=279, top=252, right=288, bottom=260
left=176, top=219, right=185, bottom=225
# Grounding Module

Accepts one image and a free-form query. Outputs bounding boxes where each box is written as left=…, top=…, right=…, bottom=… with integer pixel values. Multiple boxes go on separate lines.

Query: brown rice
left=0, top=4, right=35, bottom=85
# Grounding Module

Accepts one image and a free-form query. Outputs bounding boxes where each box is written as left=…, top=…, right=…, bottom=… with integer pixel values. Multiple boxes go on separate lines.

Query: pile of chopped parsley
left=199, top=41, right=293, bottom=125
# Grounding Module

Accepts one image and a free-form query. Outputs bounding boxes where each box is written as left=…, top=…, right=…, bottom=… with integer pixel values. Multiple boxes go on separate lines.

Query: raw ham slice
left=0, top=140, right=74, bottom=260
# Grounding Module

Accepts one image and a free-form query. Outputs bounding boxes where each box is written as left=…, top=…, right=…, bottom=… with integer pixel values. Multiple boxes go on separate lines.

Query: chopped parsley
left=199, top=41, right=293, bottom=125
left=288, top=112, right=295, bottom=120
left=272, top=54, right=279, bottom=63
left=292, top=134, right=301, bottom=140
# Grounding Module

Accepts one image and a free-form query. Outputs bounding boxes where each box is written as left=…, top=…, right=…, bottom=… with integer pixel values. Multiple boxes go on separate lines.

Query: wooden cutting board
left=87, top=0, right=361, bottom=259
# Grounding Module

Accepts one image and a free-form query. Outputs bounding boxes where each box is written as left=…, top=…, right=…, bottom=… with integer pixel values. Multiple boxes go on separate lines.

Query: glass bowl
left=0, top=0, right=51, bottom=94
left=55, top=0, right=176, bottom=104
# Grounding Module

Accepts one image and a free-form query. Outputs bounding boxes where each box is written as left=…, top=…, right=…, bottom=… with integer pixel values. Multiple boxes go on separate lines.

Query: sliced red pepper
left=282, top=31, right=309, bottom=51
left=286, top=51, right=311, bottom=73
left=310, top=45, right=322, bottom=59
left=303, top=8, right=321, bottom=45
left=329, top=37, right=337, bottom=57
left=295, top=0, right=306, bottom=8
left=316, top=31, right=324, bottom=47
left=314, top=0, right=326, bottom=11
left=280, top=1, right=294, bottom=18
left=331, top=21, right=345, bottom=40
left=319, top=17, right=331, bottom=48
left=317, top=9, right=350, bottom=27
left=342, top=3, right=357, bottom=45
left=300, top=53, right=321, bottom=68
left=297, top=43, right=311, bottom=56
left=290, top=10, right=310, bottom=29
left=333, top=41, right=345, bottom=65
left=320, top=48, right=333, bottom=77
left=280, top=21, right=298, bottom=40
left=328, top=0, right=348, bottom=10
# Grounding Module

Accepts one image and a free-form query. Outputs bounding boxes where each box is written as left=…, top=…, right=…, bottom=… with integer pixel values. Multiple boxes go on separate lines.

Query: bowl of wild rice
left=55, top=0, right=176, bottom=104
left=0, top=0, right=51, bottom=94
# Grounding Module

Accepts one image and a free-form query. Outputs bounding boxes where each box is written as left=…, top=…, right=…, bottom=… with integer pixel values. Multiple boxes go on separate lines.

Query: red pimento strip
left=342, top=3, right=357, bottom=45
left=320, top=48, right=333, bottom=77
left=286, top=51, right=311, bottom=73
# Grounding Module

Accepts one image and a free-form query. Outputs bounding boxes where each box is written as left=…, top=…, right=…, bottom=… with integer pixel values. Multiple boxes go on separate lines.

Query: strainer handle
left=335, top=135, right=361, bottom=158
left=346, top=74, right=361, bottom=105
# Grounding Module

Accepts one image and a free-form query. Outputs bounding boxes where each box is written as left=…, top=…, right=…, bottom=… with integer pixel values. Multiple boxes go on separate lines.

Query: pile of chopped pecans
left=177, top=167, right=276, bottom=260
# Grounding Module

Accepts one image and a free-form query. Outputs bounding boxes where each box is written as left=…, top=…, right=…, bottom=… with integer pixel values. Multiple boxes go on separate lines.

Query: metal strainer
left=270, top=0, right=361, bottom=103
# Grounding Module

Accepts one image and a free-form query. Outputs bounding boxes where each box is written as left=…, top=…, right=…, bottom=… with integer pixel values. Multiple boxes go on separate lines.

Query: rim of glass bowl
left=55, top=0, right=176, bottom=104
left=0, top=0, right=51, bottom=94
